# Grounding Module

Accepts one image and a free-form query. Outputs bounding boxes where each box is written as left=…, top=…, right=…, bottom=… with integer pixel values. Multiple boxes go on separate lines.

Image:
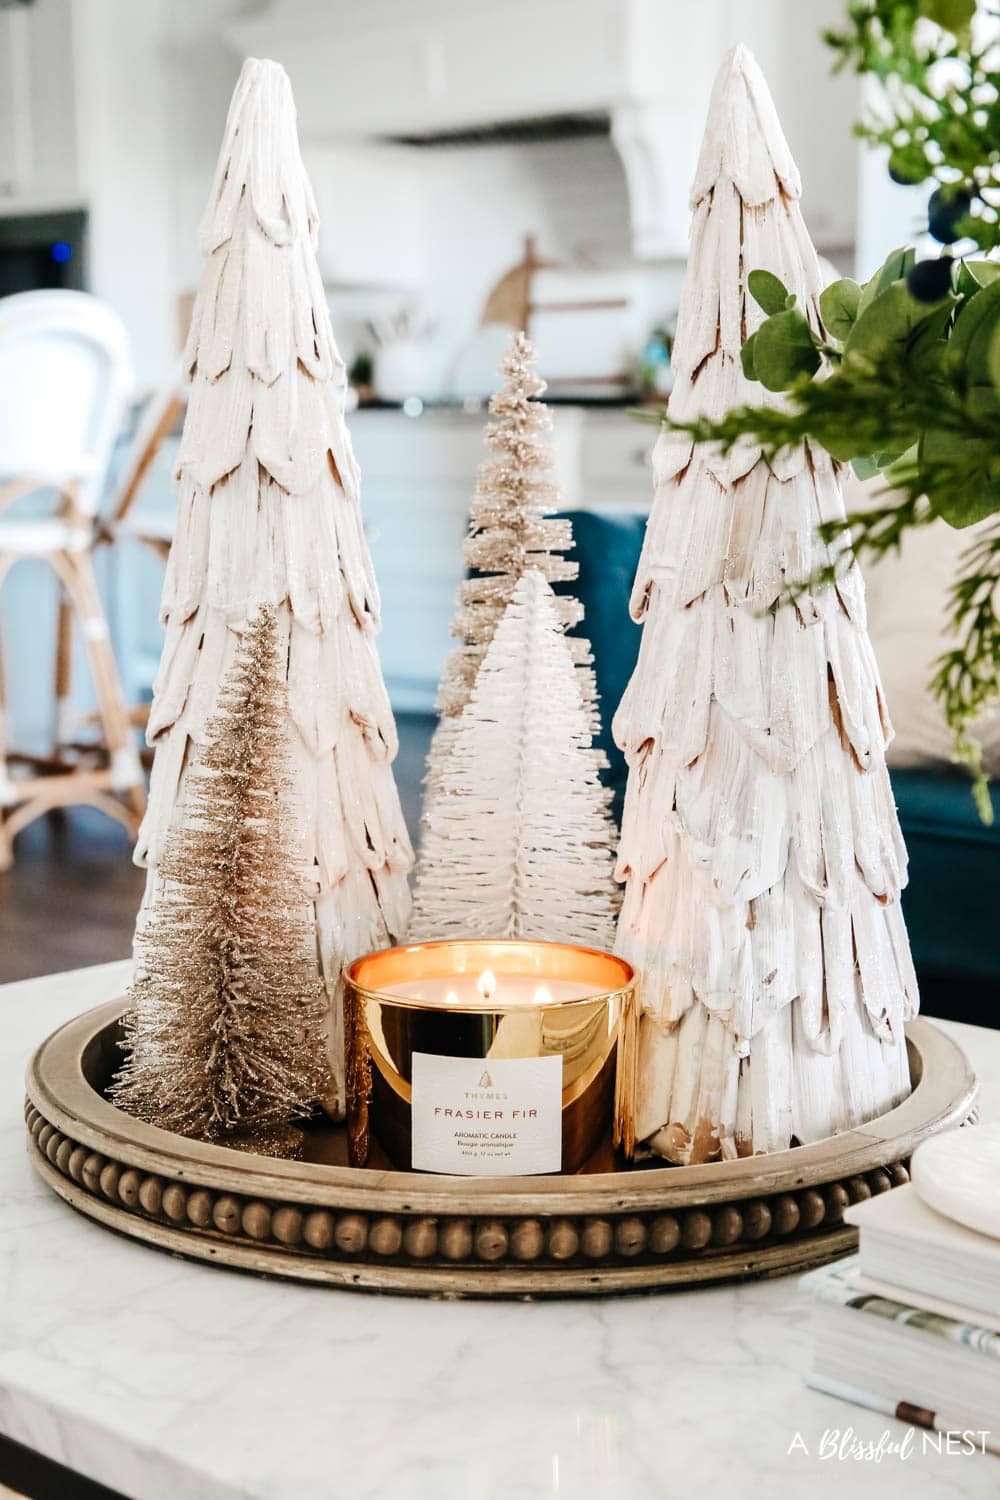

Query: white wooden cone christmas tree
left=614, top=46, right=918, bottom=1164
left=413, top=570, right=617, bottom=948
left=134, top=59, right=413, bottom=1114
left=410, top=331, right=606, bottom=938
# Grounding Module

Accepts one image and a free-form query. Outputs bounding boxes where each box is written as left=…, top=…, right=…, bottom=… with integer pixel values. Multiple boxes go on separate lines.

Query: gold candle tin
left=345, top=939, right=636, bottom=1176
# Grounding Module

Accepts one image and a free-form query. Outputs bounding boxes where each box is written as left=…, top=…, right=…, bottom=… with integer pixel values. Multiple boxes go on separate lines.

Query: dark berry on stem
left=927, top=186, right=973, bottom=245
left=907, top=257, right=954, bottom=302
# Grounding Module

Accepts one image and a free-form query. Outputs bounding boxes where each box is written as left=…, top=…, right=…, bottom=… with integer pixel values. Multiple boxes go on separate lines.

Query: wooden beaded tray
left=24, top=1000, right=976, bottom=1297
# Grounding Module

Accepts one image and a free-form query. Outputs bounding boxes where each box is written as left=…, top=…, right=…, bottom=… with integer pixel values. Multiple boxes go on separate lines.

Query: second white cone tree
left=134, top=59, right=413, bottom=1115
left=614, top=46, right=918, bottom=1164
left=413, top=570, right=617, bottom=949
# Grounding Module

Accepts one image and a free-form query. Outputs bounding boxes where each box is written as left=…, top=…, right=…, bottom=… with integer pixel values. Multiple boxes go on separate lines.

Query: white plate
left=911, top=1122, right=1000, bottom=1240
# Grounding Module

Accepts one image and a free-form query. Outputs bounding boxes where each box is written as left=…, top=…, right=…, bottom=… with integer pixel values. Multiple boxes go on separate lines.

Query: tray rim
left=27, top=1145, right=861, bottom=1296
left=24, top=1000, right=977, bottom=1296
left=26, top=999, right=976, bottom=1213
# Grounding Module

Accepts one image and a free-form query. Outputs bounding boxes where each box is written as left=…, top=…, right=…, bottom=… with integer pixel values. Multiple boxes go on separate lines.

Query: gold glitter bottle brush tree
left=112, top=606, right=327, bottom=1158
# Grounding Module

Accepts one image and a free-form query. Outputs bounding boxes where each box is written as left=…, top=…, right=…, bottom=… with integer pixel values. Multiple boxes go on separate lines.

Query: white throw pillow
left=845, top=473, right=1000, bottom=777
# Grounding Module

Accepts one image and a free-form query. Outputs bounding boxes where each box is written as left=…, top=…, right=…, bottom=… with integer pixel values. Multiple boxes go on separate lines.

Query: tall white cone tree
left=134, top=58, right=413, bottom=1115
left=614, top=46, right=918, bottom=1164
left=412, top=570, right=617, bottom=948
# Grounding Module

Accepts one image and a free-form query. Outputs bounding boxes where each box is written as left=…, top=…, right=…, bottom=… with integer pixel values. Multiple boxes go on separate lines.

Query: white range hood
left=227, top=0, right=735, bottom=260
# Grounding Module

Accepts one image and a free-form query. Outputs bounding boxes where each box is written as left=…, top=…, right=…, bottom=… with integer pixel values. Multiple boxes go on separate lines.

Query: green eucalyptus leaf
left=845, top=280, right=954, bottom=361
left=882, top=444, right=921, bottom=489
left=991, top=324, right=1000, bottom=396
left=851, top=455, right=881, bottom=480
left=922, top=426, right=997, bottom=527
left=822, top=430, right=868, bottom=464
left=955, top=262, right=979, bottom=300
left=740, top=329, right=759, bottom=381
left=950, top=279, right=1000, bottom=382
left=919, top=0, right=976, bottom=40
left=857, top=248, right=917, bottom=318
left=967, top=383, right=1000, bottom=423
left=962, top=261, right=1000, bottom=292
left=891, top=250, right=916, bottom=285
left=929, top=477, right=1000, bottom=529
left=747, top=269, right=789, bottom=316
left=751, top=309, right=821, bottom=390
left=907, top=299, right=958, bottom=375
left=922, top=427, right=973, bottom=466
left=819, top=278, right=862, bottom=341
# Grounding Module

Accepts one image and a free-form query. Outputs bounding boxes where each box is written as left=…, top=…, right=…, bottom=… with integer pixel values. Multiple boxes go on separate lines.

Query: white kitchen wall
left=163, top=24, right=243, bottom=304
left=302, top=140, right=422, bottom=292
left=725, top=0, right=860, bottom=254
left=70, top=0, right=174, bottom=389
left=856, top=143, right=934, bottom=280
left=313, top=131, right=663, bottom=395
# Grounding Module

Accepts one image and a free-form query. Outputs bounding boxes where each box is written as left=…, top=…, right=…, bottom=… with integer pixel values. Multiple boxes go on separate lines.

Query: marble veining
left=1, top=962, right=997, bottom=1500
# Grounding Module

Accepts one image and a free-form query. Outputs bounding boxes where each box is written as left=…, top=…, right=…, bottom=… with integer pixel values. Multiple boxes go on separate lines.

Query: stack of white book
left=801, top=1183, right=1000, bottom=1452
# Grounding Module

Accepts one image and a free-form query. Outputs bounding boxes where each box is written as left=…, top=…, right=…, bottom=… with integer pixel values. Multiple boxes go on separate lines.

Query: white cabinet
left=0, top=0, right=78, bottom=210
left=350, top=409, right=481, bottom=712
left=0, top=9, right=31, bottom=201
left=231, top=0, right=627, bottom=140
left=578, top=410, right=654, bottom=512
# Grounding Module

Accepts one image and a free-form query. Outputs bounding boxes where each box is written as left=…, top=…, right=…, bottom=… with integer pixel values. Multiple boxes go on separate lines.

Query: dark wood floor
left=0, top=714, right=435, bottom=985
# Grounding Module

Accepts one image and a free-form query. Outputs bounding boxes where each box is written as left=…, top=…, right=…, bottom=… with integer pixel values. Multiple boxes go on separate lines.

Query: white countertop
left=1, top=961, right=997, bottom=1500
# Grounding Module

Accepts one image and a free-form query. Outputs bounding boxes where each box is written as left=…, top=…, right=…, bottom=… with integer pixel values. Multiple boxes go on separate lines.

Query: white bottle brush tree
left=411, top=331, right=606, bottom=937
left=133, top=59, right=412, bottom=1116
left=614, top=46, right=918, bottom=1163
left=413, top=570, right=617, bottom=948
left=435, top=330, right=591, bottom=722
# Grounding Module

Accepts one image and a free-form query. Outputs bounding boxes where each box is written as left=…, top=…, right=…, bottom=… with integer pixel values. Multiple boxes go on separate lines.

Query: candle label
left=410, top=1052, right=562, bottom=1175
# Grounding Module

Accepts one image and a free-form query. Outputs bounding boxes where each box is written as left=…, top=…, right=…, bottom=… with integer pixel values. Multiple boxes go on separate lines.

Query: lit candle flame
left=477, top=970, right=497, bottom=1003
left=533, top=986, right=553, bottom=1006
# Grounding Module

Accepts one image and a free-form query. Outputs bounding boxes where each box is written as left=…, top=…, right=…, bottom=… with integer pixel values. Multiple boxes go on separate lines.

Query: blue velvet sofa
left=559, top=510, right=1000, bottom=1026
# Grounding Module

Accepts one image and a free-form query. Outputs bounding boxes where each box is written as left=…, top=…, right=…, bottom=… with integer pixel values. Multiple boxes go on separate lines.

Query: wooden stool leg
left=54, top=587, right=74, bottom=749
left=52, top=547, right=145, bottom=827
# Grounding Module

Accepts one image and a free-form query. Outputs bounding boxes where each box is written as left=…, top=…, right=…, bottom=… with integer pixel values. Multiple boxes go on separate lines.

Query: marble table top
left=2, top=961, right=997, bottom=1500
